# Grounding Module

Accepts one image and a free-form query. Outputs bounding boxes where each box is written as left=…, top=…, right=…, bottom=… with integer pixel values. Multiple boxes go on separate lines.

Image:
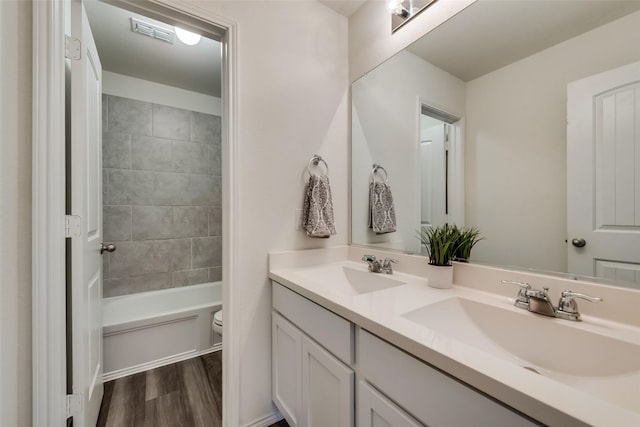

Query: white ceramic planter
left=426, top=264, right=453, bottom=289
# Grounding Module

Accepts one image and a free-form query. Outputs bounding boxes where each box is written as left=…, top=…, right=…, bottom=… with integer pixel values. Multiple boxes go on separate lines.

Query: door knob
left=571, top=238, right=586, bottom=248
left=100, top=243, right=117, bottom=254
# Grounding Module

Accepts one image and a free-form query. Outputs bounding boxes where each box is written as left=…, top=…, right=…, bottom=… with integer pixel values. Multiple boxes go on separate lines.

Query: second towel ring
left=371, top=164, right=388, bottom=183
left=307, top=154, right=329, bottom=176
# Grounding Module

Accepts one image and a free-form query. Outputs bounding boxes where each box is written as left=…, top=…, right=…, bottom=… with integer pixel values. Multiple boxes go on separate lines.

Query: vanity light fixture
left=175, top=27, right=202, bottom=46
left=386, top=0, right=409, bottom=18
left=390, top=0, right=438, bottom=33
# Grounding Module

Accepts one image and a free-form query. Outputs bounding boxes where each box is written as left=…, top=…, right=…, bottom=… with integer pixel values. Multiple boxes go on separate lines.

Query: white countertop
left=268, top=246, right=640, bottom=427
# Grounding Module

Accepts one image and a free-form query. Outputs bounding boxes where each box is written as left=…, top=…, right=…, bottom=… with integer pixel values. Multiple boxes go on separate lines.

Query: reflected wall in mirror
left=351, top=0, right=640, bottom=289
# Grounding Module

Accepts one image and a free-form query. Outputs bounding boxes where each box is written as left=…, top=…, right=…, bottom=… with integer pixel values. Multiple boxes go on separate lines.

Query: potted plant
left=452, top=226, right=483, bottom=262
left=418, top=224, right=457, bottom=288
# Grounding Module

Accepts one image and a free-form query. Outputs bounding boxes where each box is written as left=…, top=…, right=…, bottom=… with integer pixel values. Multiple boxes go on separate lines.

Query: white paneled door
left=70, top=0, right=104, bottom=425
left=567, top=61, right=640, bottom=288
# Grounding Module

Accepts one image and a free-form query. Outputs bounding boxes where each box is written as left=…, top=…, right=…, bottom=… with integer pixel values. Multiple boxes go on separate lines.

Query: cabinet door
left=358, top=381, right=424, bottom=427
left=302, top=335, right=354, bottom=427
left=273, top=313, right=302, bottom=427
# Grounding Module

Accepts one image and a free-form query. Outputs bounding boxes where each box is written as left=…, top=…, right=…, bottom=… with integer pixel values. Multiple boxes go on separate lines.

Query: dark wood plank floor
left=96, top=351, right=289, bottom=427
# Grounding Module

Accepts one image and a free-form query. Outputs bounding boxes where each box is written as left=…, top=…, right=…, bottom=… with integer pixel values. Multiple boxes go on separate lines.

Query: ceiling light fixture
left=175, top=27, right=201, bottom=46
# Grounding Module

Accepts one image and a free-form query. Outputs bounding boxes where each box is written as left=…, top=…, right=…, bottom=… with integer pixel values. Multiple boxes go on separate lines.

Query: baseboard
left=243, top=409, right=284, bottom=427
left=103, top=343, right=222, bottom=382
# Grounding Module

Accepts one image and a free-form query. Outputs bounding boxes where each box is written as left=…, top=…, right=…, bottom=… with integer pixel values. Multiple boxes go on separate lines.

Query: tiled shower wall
left=102, top=94, right=222, bottom=298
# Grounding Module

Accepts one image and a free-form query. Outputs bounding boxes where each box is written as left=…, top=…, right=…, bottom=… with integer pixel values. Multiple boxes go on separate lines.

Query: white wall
left=349, top=0, right=475, bottom=82
left=0, top=1, right=33, bottom=426
left=102, top=71, right=222, bottom=115
left=352, top=50, right=465, bottom=252
left=4, top=0, right=347, bottom=425
left=170, top=1, right=350, bottom=425
left=465, top=10, right=640, bottom=273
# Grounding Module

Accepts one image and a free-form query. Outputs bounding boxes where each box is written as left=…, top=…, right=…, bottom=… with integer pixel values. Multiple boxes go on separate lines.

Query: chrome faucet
left=501, top=280, right=602, bottom=321
left=362, top=255, right=397, bottom=274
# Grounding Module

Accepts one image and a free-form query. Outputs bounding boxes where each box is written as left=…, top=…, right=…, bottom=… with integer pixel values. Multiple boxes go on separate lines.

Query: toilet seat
left=213, top=310, right=223, bottom=326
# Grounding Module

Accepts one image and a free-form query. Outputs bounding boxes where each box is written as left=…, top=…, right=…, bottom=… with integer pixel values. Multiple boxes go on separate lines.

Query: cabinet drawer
left=273, top=282, right=353, bottom=364
left=358, top=329, right=538, bottom=427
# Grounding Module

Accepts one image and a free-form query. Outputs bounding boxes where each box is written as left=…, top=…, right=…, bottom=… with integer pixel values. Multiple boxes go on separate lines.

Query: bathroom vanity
left=269, top=246, right=640, bottom=427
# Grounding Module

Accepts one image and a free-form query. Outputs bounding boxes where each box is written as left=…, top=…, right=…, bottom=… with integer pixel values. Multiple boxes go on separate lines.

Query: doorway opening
left=64, top=1, right=231, bottom=425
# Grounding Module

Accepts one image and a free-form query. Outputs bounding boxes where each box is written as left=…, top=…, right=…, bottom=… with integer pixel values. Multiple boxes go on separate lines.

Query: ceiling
left=85, top=0, right=222, bottom=97
left=406, top=0, right=640, bottom=82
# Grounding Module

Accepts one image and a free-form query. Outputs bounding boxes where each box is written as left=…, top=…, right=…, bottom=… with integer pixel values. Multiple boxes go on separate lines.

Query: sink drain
left=523, top=366, right=541, bottom=375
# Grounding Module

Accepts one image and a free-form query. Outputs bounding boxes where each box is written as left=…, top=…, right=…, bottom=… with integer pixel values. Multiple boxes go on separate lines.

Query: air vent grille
left=131, top=18, right=174, bottom=44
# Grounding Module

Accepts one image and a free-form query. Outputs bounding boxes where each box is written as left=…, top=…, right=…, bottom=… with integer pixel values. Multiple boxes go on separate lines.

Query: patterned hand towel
left=302, top=174, right=336, bottom=238
left=368, top=181, right=397, bottom=234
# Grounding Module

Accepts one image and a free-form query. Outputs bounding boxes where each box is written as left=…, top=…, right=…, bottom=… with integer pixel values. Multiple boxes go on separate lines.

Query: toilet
left=212, top=309, right=223, bottom=336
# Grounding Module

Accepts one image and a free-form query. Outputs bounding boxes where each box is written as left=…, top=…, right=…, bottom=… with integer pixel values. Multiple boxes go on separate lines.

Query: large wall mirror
left=351, top=0, right=640, bottom=289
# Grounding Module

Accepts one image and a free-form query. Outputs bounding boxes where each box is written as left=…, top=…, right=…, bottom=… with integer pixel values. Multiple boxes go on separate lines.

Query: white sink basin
left=402, top=297, right=640, bottom=377
left=291, top=264, right=406, bottom=296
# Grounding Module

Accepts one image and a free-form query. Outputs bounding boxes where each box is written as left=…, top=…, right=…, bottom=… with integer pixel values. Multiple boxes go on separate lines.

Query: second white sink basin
left=402, top=297, right=640, bottom=377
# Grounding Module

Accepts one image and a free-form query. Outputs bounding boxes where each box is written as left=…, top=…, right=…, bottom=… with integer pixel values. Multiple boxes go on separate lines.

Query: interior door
left=567, top=61, right=640, bottom=288
left=70, top=0, right=104, bottom=424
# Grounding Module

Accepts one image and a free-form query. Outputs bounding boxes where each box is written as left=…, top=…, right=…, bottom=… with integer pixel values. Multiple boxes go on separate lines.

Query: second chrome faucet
left=502, top=280, right=602, bottom=321
left=362, top=255, right=397, bottom=274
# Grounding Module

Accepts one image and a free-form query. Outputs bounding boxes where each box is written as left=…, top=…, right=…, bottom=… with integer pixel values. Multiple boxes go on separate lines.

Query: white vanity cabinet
left=272, top=283, right=354, bottom=427
left=272, top=281, right=538, bottom=427
left=358, top=380, right=424, bottom=427
left=358, top=330, right=539, bottom=427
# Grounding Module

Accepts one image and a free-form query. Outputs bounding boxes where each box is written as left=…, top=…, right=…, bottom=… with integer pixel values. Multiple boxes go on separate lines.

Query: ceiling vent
left=131, top=17, right=174, bottom=44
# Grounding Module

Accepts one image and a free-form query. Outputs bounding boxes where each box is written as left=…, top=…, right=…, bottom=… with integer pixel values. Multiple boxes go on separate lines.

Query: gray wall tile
left=173, top=141, right=212, bottom=175
left=210, top=146, right=221, bottom=176
left=108, top=170, right=155, bottom=205
left=208, top=207, right=222, bottom=237
left=108, top=95, right=152, bottom=136
left=153, top=104, right=191, bottom=140
left=154, top=173, right=217, bottom=206
left=154, top=239, right=192, bottom=273
left=104, top=273, right=172, bottom=297
left=104, top=205, right=132, bottom=242
left=191, top=112, right=221, bottom=144
left=103, top=96, right=223, bottom=297
left=103, top=131, right=132, bottom=169
left=208, top=267, right=222, bottom=282
left=173, top=206, right=209, bottom=237
left=102, top=96, right=109, bottom=133
left=132, top=135, right=174, bottom=172
left=192, top=236, right=222, bottom=269
left=173, top=269, right=209, bottom=287
left=109, top=240, right=155, bottom=279
left=132, top=206, right=173, bottom=240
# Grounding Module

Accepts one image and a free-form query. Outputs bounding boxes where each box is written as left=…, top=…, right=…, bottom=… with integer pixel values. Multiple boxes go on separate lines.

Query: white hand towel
left=368, top=181, right=397, bottom=234
left=302, top=174, right=336, bottom=238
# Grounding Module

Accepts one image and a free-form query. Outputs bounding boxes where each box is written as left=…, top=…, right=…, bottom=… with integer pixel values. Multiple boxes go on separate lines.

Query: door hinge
left=66, top=393, right=83, bottom=417
left=65, top=215, right=82, bottom=238
left=65, top=35, right=81, bottom=60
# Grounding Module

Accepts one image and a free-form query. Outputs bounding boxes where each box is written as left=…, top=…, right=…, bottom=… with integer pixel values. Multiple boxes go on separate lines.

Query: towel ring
left=307, top=154, right=329, bottom=176
left=371, top=164, right=388, bottom=183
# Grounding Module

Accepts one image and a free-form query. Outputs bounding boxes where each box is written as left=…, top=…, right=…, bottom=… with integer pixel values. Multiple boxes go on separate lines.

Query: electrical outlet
left=295, top=208, right=303, bottom=230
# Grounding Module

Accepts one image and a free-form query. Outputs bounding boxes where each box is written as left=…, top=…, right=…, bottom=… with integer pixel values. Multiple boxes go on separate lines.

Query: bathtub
left=102, top=281, right=222, bottom=381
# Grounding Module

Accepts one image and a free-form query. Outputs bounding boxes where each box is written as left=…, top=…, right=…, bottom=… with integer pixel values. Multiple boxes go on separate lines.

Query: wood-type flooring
left=96, top=351, right=289, bottom=427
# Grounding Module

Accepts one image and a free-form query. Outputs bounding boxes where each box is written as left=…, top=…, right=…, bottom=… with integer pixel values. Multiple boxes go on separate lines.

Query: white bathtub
left=102, top=282, right=222, bottom=381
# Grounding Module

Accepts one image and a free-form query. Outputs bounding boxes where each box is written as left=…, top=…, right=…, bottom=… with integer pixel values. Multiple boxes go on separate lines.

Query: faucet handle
left=361, top=254, right=377, bottom=262
left=501, top=280, right=531, bottom=290
left=501, top=280, right=531, bottom=307
left=382, top=258, right=398, bottom=268
left=557, top=290, right=602, bottom=321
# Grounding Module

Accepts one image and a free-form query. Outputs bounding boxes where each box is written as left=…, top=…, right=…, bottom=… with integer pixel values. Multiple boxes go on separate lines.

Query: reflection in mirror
left=351, top=1, right=640, bottom=289
left=389, top=0, right=437, bottom=33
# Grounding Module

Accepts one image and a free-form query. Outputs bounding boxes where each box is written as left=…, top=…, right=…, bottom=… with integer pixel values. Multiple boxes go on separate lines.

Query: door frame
left=32, top=1, right=239, bottom=425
